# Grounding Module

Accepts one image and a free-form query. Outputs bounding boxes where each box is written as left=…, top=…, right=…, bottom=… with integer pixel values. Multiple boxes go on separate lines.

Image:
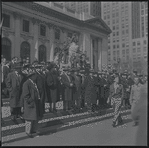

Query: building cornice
left=2, top=2, right=110, bottom=35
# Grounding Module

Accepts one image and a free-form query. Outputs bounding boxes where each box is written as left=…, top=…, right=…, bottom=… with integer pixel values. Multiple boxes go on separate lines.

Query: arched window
left=20, top=41, right=30, bottom=63
left=2, top=38, right=11, bottom=61
left=39, top=45, right=46, bottom=63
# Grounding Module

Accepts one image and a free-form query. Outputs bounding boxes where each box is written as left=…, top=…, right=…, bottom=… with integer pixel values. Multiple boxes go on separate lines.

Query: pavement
left=2, top=114, right=138, bottom=146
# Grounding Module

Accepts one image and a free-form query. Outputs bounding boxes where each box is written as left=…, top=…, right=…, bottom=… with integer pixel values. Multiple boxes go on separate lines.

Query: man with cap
left=138, top=74, right=145, bottom=85
left=83, top=69, right=98, bottom=113
left=61, top=67, right=74, bottom=111
left=20, top=69, right=44, bottom=138
left=6, top=62, right=24, bottom=120
left=46, top=62, right=60, bottom=113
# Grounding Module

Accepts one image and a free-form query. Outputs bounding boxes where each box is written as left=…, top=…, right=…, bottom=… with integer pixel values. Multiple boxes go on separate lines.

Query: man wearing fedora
left=21, top=68, right=44, bottom=138
left=6, top=62, right=24, bottom=120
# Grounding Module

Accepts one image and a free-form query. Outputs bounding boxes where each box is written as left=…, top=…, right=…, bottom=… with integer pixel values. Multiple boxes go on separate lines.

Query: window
left=113, top=51, right=116, bottom=55
left=117, top=38, right=119, bottom=42
left=122, top=24, right=125, bottom=28
left=122, top=43, right=125, bottom=48
left=23, top=20, right=29, bottom=33
left=113, top=19, right=115, bottom=24
left=40, top=24, right=46, bottom=36
left=104, top=16, right=106, bottom=20
left=107, top=15, right=110, bottom=19
left=117, top=44, right=119, bottom=48
left=113, top=26, right=115, bottom=30
left=116, top=12, right=119, bottom=17
left=141, top=10, right=144, bottom=15
left=116, top=25, right=119, bottom=29
left=126, top=55, right=129, bottom=60
left=122, top=30, right=125, bottom=35
left=144, top=47, right=147, bottom=52
left=122, top=11, right=125, bottom=16
left=126, top=49, right=129, bottom=54
left=55, top=29, right=60, bottom=40
left=122, top=49, right=125, bottom=54
left=144, top=40, right=147, bottom=44
left=126, top=43, right=129, bottom=47
left=113, top=45, right=116, bottom=49
left=113, top=37, right=115, bottom=42
left=126, top=29, right=129, bottom=34
left=108, top=46, right=110, bottom=49
left=133, top=42, right=136, bottom=46
left=107, top=21, right=110, bottom=25
left=2, top=14, right=10, bottom=28
left=113, top=57, right=116, bottom=61
left=137, top=41, right=140, bottom=45
left=125, top=10, right=128, bottom=15
left=126, top=23, right=128, bottom=28
left=116, top=18, right=119, bottom=23
left=145, top=8, right=148, bottom=14
left=133, top=48, right=136, bottom=53
left=112, top=13, right=115, bottom=17
left=137, top=48, right=141, bottom=52
left=117, top=50, right=119, bottom=55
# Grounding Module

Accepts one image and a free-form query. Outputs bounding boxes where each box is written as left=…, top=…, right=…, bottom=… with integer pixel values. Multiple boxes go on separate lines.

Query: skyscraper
left=56, top=2, right=101, bottom=17
left=101, top=2, right=148, bottom=74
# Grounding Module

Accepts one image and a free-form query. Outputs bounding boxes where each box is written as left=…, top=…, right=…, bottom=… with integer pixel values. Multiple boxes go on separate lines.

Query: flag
left=0, top=18, right=4, bottom=28
left=34, top=40, right=38, bottom=61
left=49, top=43, right=54, bottom=62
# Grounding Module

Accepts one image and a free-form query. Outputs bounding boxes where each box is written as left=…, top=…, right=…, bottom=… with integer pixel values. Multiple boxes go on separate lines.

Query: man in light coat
left=129, top=76, right=142, bottom=126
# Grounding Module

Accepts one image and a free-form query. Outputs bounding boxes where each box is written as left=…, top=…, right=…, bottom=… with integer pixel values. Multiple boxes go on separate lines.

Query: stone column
left=13, top=12, right=21, bottom=57
left=98, top=38, right=102, bottom=71
left=90, top=38, right=93, bottom=69
left=32, top=18, right=39, bottom=63
left=101, top=37, right=108, bottom=68
left=49, top=25, right=55, bottom=61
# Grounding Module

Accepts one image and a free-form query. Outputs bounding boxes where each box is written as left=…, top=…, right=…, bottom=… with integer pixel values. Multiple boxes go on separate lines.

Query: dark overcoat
left=71, top=74, right=82, bottom=101
left=46, top=71, right=60, bottom=103
left=80, top=75, right=86, bottom=100
left=3, top=65, right=10, bottom=84
left=83, top=76, right=97, bottom=104
left=61, top=73, right=73, bottom=101
left=21, top=79, right=44, bottom=120
left=35, top=73, right=46, bottom=111
left=121, top=77, right=129, bottom=99
left=97, top=76, right=102, bottom=100
left=6, top=71, right=24, bottom=107
left=100, top=77, right=107, bottom=99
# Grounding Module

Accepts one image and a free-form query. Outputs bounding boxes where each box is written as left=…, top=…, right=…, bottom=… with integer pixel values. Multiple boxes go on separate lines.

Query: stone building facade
left=2, top=2, right=111, bottom=71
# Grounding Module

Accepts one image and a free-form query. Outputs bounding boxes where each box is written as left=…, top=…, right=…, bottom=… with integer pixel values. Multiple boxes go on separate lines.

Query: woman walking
left=108, top=73, right=124, bottom=127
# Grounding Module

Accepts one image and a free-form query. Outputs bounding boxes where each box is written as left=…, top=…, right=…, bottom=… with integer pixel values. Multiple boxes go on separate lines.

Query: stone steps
left=2, top=107, right=130, bottom=141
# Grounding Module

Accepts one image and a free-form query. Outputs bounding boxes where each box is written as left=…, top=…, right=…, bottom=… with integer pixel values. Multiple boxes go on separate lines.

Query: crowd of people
left=1, top=55, right=147, bottom=138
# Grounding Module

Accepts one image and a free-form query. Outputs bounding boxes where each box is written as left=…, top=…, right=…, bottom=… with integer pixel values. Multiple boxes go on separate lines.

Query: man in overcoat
left=6, top=63, right=24, bottom=120
left=46, top=63, right=60, bottom=112
left=83, top=69, right=98, bottom=113
left=34, top=64, right=46, bottom=115
left=71, top=68, right=82, bottom=110
left=100, top=72, right=108, bottom=109
left=61, top=68, right=74, bottom=111
left=21, top=70, right=44, bottom=138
